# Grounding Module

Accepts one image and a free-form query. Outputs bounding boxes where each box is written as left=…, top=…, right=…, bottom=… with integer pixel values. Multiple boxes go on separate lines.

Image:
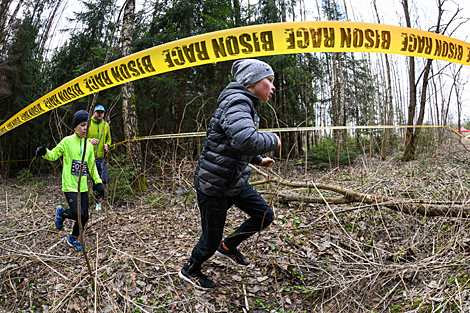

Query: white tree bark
left=121, top=0, right=146, bottom=191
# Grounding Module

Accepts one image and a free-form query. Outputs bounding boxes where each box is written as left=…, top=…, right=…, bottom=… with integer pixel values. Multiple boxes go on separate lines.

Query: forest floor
left=3, top=136, right=470, bottom=313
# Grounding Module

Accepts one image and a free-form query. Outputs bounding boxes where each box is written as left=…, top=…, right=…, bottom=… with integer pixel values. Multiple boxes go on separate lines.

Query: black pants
left=61, top=192, right=89, bottom=238
left=92, top=158, right=108, bottom=204
left=189, top=183, right=274, bottom=270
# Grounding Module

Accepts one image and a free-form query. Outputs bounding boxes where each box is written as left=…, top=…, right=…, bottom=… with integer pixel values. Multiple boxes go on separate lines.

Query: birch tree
left=122, top=0, right=147, bottom=191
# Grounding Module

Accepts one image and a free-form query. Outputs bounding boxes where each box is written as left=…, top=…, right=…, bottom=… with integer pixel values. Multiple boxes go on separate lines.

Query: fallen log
left=249, top=165, right=470, bottom=218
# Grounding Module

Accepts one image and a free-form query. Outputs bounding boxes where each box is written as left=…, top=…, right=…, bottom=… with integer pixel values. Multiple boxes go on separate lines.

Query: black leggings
left=61, top=192, right=89, bottom=238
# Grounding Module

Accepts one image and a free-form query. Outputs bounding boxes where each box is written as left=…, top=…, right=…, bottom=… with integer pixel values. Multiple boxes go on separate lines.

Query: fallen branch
left=250, top=165, right=470, bottom=217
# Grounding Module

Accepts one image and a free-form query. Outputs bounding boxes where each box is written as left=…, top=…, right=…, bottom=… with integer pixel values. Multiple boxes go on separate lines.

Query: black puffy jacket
left=194, top=82, right=278, bottom=197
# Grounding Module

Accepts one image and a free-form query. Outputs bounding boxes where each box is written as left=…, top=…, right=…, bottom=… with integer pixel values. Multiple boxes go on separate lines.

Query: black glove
left=35, top=145, right=47, bottom=157
left=93, top=183, right=105, bottom=199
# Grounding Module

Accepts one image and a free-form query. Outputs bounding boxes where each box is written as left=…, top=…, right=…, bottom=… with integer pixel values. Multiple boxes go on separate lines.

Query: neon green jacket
left=88, top=116, right=111, bottom=158
left=43, top=134, right=102, bottom=192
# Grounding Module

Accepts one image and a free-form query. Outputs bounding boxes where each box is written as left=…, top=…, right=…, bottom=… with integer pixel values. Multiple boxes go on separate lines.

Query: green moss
left=390, top=303, right=402, bottom=312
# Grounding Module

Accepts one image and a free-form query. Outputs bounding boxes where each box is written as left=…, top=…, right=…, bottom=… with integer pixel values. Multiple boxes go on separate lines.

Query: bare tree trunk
left=233, top=0, right=241, bottom=26
left=38, top=0, right=62, bottom=59
left=121, top=0, right=146, bottom=192
left=414, top=58, right=433, bottom=123
left=336, top=56, right=345, bottom=167
left=323, top=0, right=338, bottom=148
left=31, top=1, right=44, bottom=22
left=385, top=53, right=394, bottom=146
left=303, top=78, right=308, bottom=175
left=431, top=68, right=441, bottom=126
left=330, top=0, right=345, bottom=167
left=441, top=71, right=451, bottom=126
left=0, top=0, right=13, bottom=25
left=403, top=0, right=449, bottom=161
left=280, top=0, right=286, bottom=22
left=374, top=0, right=394, bottom=160
left=453, top=66, right=463, bottom=138
left=402, top=0, right=417, bottom=161
left=0, top=0, right=21, bottom=46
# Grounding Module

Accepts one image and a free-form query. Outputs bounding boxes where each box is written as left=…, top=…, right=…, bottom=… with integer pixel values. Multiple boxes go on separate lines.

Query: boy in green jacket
left=35, top=110, right=105, bottom=250
left=87, top=105, right=111, bottom=211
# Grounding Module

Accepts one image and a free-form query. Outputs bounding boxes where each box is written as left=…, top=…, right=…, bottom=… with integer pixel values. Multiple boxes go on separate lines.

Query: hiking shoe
left=67, top=236, right=82, bottom=251
left=55, top=206, right=65, bottom=231
left=95, top=203, right=102, bottom=211
left=215, top=242, right=250, bottom=266
left=178, top=263, right=216, bottom=289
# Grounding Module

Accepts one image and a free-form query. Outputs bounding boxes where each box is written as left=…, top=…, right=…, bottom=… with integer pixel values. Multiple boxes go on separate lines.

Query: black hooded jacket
left=194, top=82, right=279, bottom=197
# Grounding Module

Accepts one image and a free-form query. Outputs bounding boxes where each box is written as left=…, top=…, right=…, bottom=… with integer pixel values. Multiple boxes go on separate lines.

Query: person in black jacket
left=179, top=59, right=281, bottom=289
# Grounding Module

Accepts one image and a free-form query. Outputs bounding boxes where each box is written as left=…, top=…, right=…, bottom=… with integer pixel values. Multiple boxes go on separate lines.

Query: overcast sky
left=347, top=0, right=470, bottom=122
left=340, top=0, right=470, bottom=122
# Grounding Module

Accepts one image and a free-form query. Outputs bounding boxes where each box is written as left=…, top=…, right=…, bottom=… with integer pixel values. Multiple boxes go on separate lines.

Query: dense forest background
left=4, top=1, right=470, bottom=312
left=0, top=0, right=469, bottom=176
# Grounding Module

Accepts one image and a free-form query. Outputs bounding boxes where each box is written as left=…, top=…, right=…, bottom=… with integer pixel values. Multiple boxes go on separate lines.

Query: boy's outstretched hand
left=93, top=183, right=105, bottom=199
left=35, top=146, right=47, bottom=157
left=259, top=157, right=275, bottom=168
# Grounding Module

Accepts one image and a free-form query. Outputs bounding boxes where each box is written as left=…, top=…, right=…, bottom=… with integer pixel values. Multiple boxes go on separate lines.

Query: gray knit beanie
left=73, top=110, right=89, bottom=128
left=231, top=59, right=274, bottom=87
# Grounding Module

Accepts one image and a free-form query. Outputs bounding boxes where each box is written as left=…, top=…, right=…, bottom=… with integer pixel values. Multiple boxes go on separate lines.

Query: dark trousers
left=190, top=183, right=274, bottom=269
left=61, top=192, right=89, bottom=238
left=93, top=158, right=108, bottom=203
left=95, top=158, right=109, bottom=184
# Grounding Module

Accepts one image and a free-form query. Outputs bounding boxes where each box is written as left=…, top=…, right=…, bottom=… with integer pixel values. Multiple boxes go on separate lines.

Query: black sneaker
left=178, top=263, right=216, bottom=289
left=215, top=242, right=250, bottom=266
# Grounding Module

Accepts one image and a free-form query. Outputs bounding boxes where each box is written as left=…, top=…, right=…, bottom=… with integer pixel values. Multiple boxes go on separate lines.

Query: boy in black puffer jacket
left=179, top=59, right=281, bottom=289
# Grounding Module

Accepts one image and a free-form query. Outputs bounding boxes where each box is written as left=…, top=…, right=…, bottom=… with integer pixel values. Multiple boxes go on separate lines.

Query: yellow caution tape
left=109, top=125, right=462, bottom=148
left=0, top=21, right=469, bottom=137
left=0, top=125, right=465, bottom=163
